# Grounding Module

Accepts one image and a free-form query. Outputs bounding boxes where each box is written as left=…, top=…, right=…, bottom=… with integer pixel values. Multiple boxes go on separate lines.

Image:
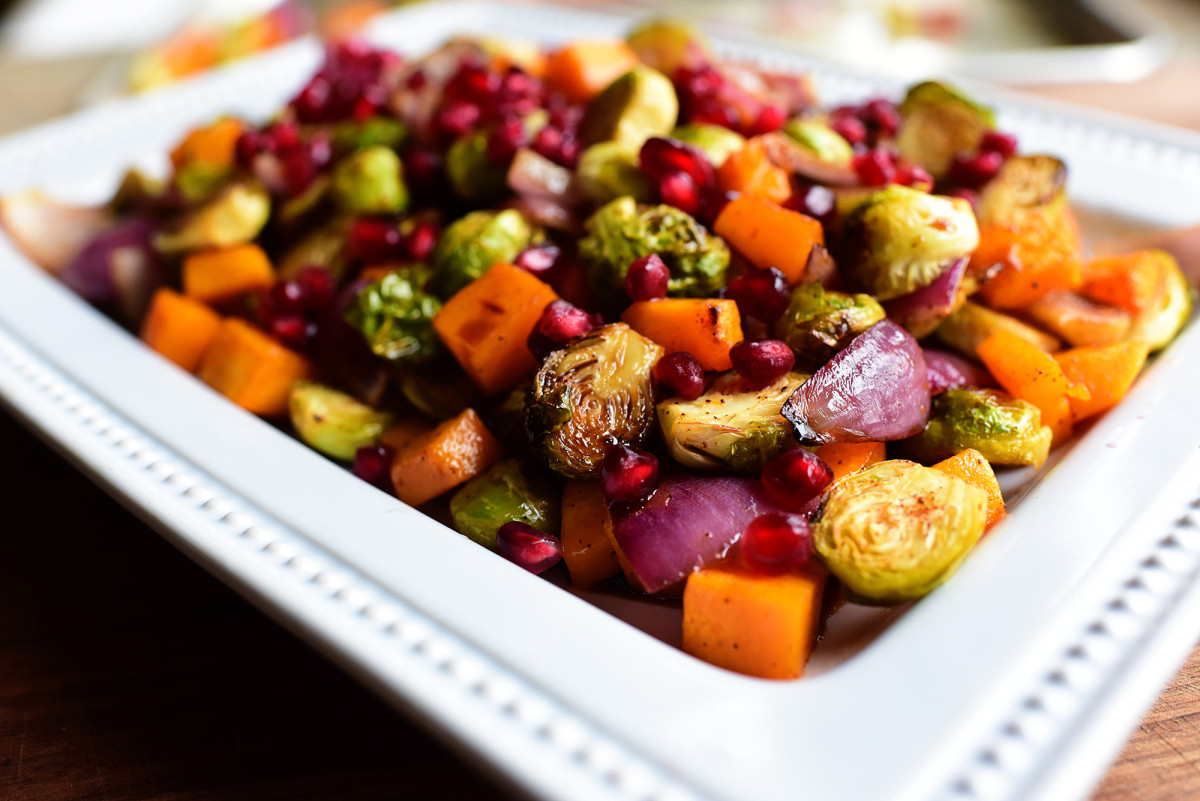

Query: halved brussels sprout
left=578, top=65, right=678, bottom=149
left=975, top=154, right=1066, bottom=225
left=278, top=216, right=352, bottom=281
left=813, top=459, right=987, bottom=604
left=430, top=209, right=539, bottom=298
left=526, top=323, right=663, bottom=476
left=575, top=141, right=656, bottom=204
left=288, top=381, right=393, bottom=461
left=155, top=181, right=270, bottom=253
left=782, top=119, right=853, bottom=167
left=345, top=270, right=443, bottom=365
left=837, top=185, right=979, bottom=301
left=1127, top=251, right=1193, bottom=351
left=578, top=196, right=730, bottom=305
left=625, top=18, right=711, bottom=75
left=773, top=282, right=885, bottom=369
left=398, top=360, right=483, bottom=421
left=895, top=81, right=996, bottom=179
left=658, top=371, right=808, bottom=474
left=905, top=388, right=1052, bottom=467
left=331, top=145, right=409, bottom=215
left=449, top=458, right=562, bottom=549
left=670, top=124, right=746, bottom=168
left=934, top=300, right=1060, bottom=358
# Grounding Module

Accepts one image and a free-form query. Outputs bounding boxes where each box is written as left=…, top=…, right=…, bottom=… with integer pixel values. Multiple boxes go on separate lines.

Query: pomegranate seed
left=829, top=108, right=867, bottom=147
left=268, top=279, right=307, bottom=317
left=297, top=267, right=337, bottom=311
left=853, top=149, right=896, bottom=186
left=751, top=104, right=787, bottom=136
left=405, top=69, right=428, bottom=90
left=794, top=184, right=835, bottom=224
left=659, top=171, right=701, bottom=215
left=601, top=445, right=659, bottom=503
left=403, top=220, right=439, bottom=262
left=557, top=137, right=581, bottom=169
left=514, top=243, right=562, bottom=280
left=292, top=76, right=332, bottom=123
left=947, top=187, right=979, bottom=209
left=234, top=130, right=265, bottom=169
left=352, top=443, right=395, bottom=492
left=433, top=100, right=480, bottom=140
left=980, top=129, right=1018, bottom=158
left=654, top=351, right=706, bottom=400
left=639, top=137, right=714, bottom=188
left=760, top=448, right=834, bottom=512
left=729, top=339, right=795, bottom=387
left=691, top=104, right=738, bottom=129
left=535, top=300, right=593, bottom=345
left=497, top=522, right=563, bottom=574
left=724, top=267, right=790, bottom=323
left=896, top=164, right=933, bottom=189
left=949, top=150, right=1003, bottom=189
left=625, top=254, right=670, bottom=301
left=861, top=98, right=901, bottom=139
left=402, top=148, right=444, bottom=195
left=486, top=116, right=527, bottom=163
left=270, top=315, right=316, bottom=349
left=742, top=513, right=814, bottom=573
left=532, top=126, right=564, bottom=162
left=347, top=218, right=404, bottom=263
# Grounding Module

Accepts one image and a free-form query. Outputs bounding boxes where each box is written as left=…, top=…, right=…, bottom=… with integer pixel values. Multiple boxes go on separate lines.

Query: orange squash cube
left=183, top=243, right=275, bottom=304
left=140, top=287, right=223, bottom=372
left=712, top=194, right=824, bottom=284
left=933, top=448, right=1005, bottom=528
left=815, top=441, right=887, bottom=483
left=390, top=409, right=504, bottom=507
left=197, top=318, right=313, bottom=416
left=621, top=298, right=743, bottom=372
left=560, top=479, right=621, bottom=589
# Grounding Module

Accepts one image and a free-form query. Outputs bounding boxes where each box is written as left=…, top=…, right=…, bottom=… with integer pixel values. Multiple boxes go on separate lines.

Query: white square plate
left=3, top=4, right=1200, bottom=801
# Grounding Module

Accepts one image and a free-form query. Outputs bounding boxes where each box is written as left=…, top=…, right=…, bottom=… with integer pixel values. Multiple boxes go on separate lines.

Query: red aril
left=729, top=339, right=795, bottom=388
left=741, top=512, right=814, bottom=573
left=347, top=218, right=404, bottom=263
left=601, top=445, right=659, bottom=503
left=497, top=522, right=563, bottom=574
left=853, top=149, right=896, bottom=186
left=724, top=266, right=790, bottom=323
left=980, top=129, right=1018, bottom=158
left=353, top=444, right=396, bottom=492
left=514, top=243, right=562, bottom=280
left=625, top=254, right=670, bottom=301
left=403, top=219, right=439, bottom=262
left=949, top=150, right=1003, bottom=189
left=654, top=351, right=706, bottom=400
left=760, top=448, right=834, bottom=512
left=658, top=171, right=701, bottom=215
left=534, top=300, right=593, bottom=346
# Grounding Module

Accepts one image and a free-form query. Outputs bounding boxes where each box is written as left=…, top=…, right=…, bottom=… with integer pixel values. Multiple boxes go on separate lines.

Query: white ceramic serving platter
left=4, top=3, right=1200, bottom=800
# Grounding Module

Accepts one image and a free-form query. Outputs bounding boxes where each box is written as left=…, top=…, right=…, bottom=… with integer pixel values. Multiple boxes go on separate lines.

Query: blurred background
left=0, top=0, right=1197, bottom=136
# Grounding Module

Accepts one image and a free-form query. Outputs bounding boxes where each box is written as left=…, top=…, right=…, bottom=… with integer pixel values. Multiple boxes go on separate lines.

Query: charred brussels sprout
left=773, top=282, right=885, bottom=368
left=331, top=145, right=408, bottom=215
left=578, top=196, right=730, bottom=304
left=526, top=323, right=664, bottom=476
left=625, top=18, right=711, bottom=75
left=576, top=142, right=656, bottom=204
left=288, top=381, right=393, bottom=461
left=670, top=124, right=745, bottom=168
left=1127, top=252, right=1193, bottom=352
left=906, top=388, right=1052, bottom=467
left=976, top=155, right=1066, bottom=225
left=430, top=209, right=538, bottom=298
left=896, top=81, right=996, bottom=179
left=782, top=119, right=853, bottom=166
left=578, top=65, right=678, bottom=149
left=278, top=216, right=351, bottom=281
left=449, top=458, right=561, bottom=549
left=658, top=372, right=808, bottom=474
left=398, top=360, right=483, bottom=421
left=814, top=459, right=987, bottom=604
left=155, top=181, right=270, bottom=253
left=332, top=116, right=410, bottom=155
left=445, top=128, right=508, bottom=204
left=837, top=185, right=979, bottom=301
left=345, top=270, right=443, bottom=365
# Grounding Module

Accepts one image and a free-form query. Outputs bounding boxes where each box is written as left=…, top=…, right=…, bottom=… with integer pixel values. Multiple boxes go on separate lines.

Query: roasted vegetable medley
left=3, top=20, right=1193, bottom=681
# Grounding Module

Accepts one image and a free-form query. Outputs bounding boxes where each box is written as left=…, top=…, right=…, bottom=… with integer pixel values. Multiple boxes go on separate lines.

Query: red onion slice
left=782, top=319, right=930, bottom=445
left=0, top=191, right=112, bottom=274
left=883, top=256, right=967, bottom=338
left=924, top=348, right=996, bottom=395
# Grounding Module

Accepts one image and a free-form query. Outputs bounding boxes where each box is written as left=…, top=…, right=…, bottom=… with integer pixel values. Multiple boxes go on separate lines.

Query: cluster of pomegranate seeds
left=291, top=40, right=399, bottom=125
left=531, top=95, right=584, bottom=168
left=673, top=64, right=785, bottom=138
left=851, top=148, right=932, bottom=189
left=235, top=121, right=333, bottom=196
left=496, top=521, right=563, bottom=574
left=486, top=116, right=528, bottom=163
left=741, top=513, right=814, bottom=573
left=601, top=444, right=659, bottom=503
left=625, top=254, right=670, bottom=301
left=352, top=443, right=395, bottom=492
left=760, top=448, right=834, bottom=512
left=639, top=137, right=720, bottom=219
left=401, top=147, right=447, bottom=200
left=724, top=266, right=790, bottom=323
left=948, top=129, right=1018, bottom=190
left=654, top=351, right=706, bottom=400
left=828, top=97, right=901, bottom=149
left=259, top=267, right=338, bottom=351
left=527, top=299, right=598, bottom=359
left=729, top=339, right=795, bottom=387
left=346, top=217, right=440, bottom=265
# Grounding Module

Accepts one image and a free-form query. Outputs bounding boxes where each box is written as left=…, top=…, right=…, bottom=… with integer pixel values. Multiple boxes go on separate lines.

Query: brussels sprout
left=905, top=388, right=1052, bottom=467
left=773, top=282, right=885, bottom=369
left=332, top=116, right=410, bottom=155
left=430, top=209, right=538, bottom=298
left=331, top=145, right=408, bottom=215
left=670, top=124, right=745, bottom=168
left=447, top=111, right=547, bottom=204
left=976, top=155, right=1066, bottom=225
left=896, top=81, right=996, bottom=179
left=578, top=196, right=730, bottom=305
left=575, top=142, right=656, bottom=204
left=934, top=300, right=1061, bottom=358
left=782, top=119, right=853, bottom=166
left=813, top=459, right=987, bottom=604
left=836, top=185, right=979, bottom=301
left=658, top=372, right=808, bottom=474
left=345, top=270, right=443, bottom=365
left=1127, top=251, right=1193, bottom=352
left=155, top=181, right=270, bottom=253
left=174, top=162, right=232, bottom=205
left=578, top=65, right=678, bottom=149
left=626, top=18, right=711, bottom=75
left=278, top=216, right=352, bottom=281
left=449, top=458, right=561, bottom=549
left=527, top=323, right=663, bottom=476
left=288, top=381, right=393, bottom=461
left=398, top=360, right=483, bottom=421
